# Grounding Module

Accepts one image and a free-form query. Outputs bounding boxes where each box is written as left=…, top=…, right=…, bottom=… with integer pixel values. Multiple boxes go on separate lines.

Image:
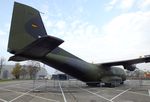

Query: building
left=0, top=65, right=14, bottom=79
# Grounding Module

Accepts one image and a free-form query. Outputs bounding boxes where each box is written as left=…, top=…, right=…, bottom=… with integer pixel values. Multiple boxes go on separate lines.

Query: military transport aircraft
left=7, top=2, right=150, bottom=87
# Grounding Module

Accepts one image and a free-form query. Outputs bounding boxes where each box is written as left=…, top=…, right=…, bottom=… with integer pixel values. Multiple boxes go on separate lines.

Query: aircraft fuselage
left=8, top=2, right=130, bottom=87
left=40, top=52, right=126, bottom=86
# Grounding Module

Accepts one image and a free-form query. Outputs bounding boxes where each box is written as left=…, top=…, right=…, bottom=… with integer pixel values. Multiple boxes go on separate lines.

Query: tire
left=120, top=81, right=124, bottom=84
left=86, top=82, right=99, bottom=87
left=105, top=83, right=112, bottom=87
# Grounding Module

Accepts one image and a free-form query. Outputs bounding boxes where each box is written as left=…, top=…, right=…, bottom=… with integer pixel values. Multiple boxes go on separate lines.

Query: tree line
left=11, top=61, right=41, bottom=79
left=0, top=57, right=42, bottom=80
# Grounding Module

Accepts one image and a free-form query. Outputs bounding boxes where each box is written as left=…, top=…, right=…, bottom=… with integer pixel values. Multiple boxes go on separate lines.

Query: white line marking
left=114, top=89, right=150, bottom=97
left=29, top=94, right=60, bottom=102
left=148, top=89, right=150, bottom=96
left=110, top=88, right=131, bottom=101
left=0, top=82, right=33, bottom=102
left=0, top=87, right=59, bottom=102
left=0, top=83, right=22, bottom=88
left=0, top=81, right=32, bottom=89
left=9, top=84, right=45, bottom=102
left=8, top=85, right=31, bottom=90
left=95, top=89, right=105, bottom=94
left=80, top=88, right=113, bottom=102
left=128, top=90, right=150, bottom=97
left=0, top=80, right=61, bottom=102
left=59, top=81, right=67, bottom=102
left=0, top=98, right=7, bottom=102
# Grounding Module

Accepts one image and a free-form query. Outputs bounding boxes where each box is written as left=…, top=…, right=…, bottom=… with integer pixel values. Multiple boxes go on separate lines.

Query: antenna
left=40, top=11, right=45, bottom=14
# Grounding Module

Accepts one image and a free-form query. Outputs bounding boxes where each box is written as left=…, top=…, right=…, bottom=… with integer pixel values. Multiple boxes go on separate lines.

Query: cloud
left=0, top=23, right=12, bottom=61
left=105, top=0, right=150, bottom=11
left=56, top=11, right=150, bottom=64
left=105, top=0, right=120, bottom=11
left=101, top=11, right=150, bottom=60
left=41, top=18, right=101, bottom=62
left=0, top=26, right=9, bottom=48
left=55, top=20, right=66, bottom=30
left=138, top=0, right=150, bottom=10
left=106, top=0, right=133, bottom=11
left=39, top=1, right=150, bottom=64
left=119, top=0, right=135, bottom=10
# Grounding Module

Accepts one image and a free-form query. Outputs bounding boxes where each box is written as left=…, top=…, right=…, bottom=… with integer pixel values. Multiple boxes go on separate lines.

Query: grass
left=0, top=79, right=12, bottom=82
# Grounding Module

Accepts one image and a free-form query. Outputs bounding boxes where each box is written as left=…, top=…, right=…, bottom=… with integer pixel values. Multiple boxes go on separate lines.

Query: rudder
left=8, top=2, right=47, bottom=54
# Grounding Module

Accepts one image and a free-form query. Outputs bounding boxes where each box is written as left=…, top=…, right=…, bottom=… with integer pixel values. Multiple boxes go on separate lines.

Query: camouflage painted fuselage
left=42, top=51, right=126, bottom=83
left=8, top=2, right=127, bottom=87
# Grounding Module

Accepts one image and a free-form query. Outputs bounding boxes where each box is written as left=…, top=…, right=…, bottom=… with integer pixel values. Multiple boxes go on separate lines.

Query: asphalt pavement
left=0, top=80, right=150, bottom=102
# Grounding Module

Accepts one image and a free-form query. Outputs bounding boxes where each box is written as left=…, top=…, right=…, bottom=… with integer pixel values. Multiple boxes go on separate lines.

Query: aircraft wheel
left=120, top=81, right=124, bottom=84
left=86, top=82, right=99, bottom=87
left=105, top=82, right=119, bottom=87
left=105, top=83, right=112, bottom=87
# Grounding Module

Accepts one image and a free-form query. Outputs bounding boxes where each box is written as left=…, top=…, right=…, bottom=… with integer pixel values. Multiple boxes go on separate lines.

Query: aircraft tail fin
left=8, top=2, right=48, bottom=54
left=8, top=2, right=64, bottom=60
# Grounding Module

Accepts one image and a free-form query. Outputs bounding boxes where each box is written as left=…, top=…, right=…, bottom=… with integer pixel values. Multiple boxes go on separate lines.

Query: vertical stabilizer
left=8, top=2, right=47, bottom=54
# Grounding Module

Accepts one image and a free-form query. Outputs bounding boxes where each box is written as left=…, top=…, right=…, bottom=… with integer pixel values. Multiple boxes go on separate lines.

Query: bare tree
left=20, top=65, right=28, bottom=79
left=27, top=61, right=41, bottom=79
left=0, top=57, right=5, bottom=76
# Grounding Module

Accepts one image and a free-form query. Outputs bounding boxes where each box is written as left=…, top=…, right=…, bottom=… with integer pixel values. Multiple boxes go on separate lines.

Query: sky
left=0, top=0, right=150, bottom=74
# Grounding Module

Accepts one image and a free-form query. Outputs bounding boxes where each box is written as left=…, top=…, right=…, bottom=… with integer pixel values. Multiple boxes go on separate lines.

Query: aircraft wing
left=96, top=55, right=150, bottom=71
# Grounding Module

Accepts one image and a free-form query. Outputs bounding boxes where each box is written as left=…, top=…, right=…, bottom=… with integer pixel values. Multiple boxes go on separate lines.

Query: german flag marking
left=32, top=24, right=38, bottom=28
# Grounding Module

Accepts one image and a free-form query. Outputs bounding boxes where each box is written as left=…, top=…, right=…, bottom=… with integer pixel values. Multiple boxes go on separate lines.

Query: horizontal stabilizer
left=15, top=36, right=64, bottom=58
left=9, top=55, right=29, bottom=61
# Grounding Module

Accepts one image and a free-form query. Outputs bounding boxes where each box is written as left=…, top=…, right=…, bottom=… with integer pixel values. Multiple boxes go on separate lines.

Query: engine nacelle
left=123, top=64, right=136, bottom=71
